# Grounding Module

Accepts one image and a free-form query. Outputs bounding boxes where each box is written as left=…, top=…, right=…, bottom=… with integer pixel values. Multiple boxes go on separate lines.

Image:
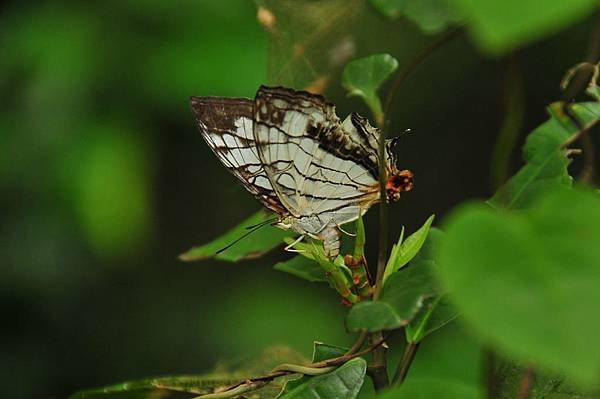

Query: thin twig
left=516, top=366, right=536, bottom=399
left=559, top=9, right=600, bottom=184
left=483, top=349, right=499, bottom=399
left=391, top=342, right=420, bottom=386
left=561, top=104, right=599, bottom=184
left=382, top=26, right=465, bottom=131
left=192, top=381, right=268, bottom=399
left=490, top=53, right=525, bottom=191
left=345, top=331, right=368, bottom=355
left=192, top=335, right=390, bottom=399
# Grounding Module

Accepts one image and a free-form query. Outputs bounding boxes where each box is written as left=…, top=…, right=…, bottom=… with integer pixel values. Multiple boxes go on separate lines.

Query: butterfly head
left=386, top=169, right=414, bottom=202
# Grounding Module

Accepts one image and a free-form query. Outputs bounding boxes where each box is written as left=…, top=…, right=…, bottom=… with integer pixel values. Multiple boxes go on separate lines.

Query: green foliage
left=489, top=360, right=600, bottom=399
left=281, top=342, right=350, bottom=395
left=63, top=125, right=153, bottom=259
left=440, top=188, right=600, bottom=385
left=274, top=256, right=327, bottom=283
left=279, top=237, right=358, bottom=302
left=370, top=0, right=463, bottom=34
left=490, top=102, right=600, bottom=209
left=346, top=241, right=438, bottom=332
left=447, top=0, right=597, bottom=54
left=342, top=54, right=399, bottom=126
left=384, top=214, right=435, bottom=283
left=280, top=358, right=367, bottom=399
left=179, top=210, right=293, bottom=262
left=312, top=342, right=348, bottom=362
left=404, top=229, right=459, bottom=343
left=69, top=374, right=241, bottom=399
left=405, top=295, right=459, bottom=343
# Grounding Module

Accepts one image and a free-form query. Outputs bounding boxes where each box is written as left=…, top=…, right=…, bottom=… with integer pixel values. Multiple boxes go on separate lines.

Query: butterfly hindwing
left=190, top=96, right=287, bottom=215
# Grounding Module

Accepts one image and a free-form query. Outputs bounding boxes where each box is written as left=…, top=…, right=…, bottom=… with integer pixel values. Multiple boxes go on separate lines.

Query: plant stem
left=392, top=342, right=420, bottom=386
left=367, top=25, right=465, bottom=394
left=490, top=53, right=525, bottom=192
left=561, top=105, right=599, bottom=184
left=345, top=331, right=368, bottom=355
left=516, top=366, right=535, bottom=399
left=382, top=26, right=464, bottom=130
left=367, top=64, right=392, bottom=392
left=483, top=349, right=499, bottom=399
left=368, top=331, right=390, bottom=391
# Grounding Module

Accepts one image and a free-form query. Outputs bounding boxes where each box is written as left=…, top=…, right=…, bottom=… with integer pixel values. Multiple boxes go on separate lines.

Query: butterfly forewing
left=190, top=96, right=287, bottom=215
left=253, top=86, right=382, bottom=231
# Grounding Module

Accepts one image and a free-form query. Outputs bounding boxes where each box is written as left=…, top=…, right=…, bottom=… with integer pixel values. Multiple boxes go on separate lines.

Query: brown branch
left=561, top=104, right=599, bottom=184
left=197, top=335, right=390, bottom=399
left=345, top=331, right=368, bottom=355
left=391, top=342, right=420, bottom=386
left=516, top=366, right=536, bottom=399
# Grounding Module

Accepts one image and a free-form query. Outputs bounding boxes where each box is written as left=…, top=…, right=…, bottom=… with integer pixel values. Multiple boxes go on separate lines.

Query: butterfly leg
left=284, top=235, right=306, bottom=253
left=336, top=222, right=357, bottom=237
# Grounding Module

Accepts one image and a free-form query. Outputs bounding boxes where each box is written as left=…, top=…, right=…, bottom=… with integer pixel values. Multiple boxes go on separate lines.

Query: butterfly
left=190, top=86, right=413, bottom=258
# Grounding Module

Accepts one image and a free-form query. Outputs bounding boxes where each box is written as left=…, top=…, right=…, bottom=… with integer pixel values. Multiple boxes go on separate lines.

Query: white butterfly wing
left=190, top=96, right=288, bottom=215
left=253, top=86, right=383, bottom=239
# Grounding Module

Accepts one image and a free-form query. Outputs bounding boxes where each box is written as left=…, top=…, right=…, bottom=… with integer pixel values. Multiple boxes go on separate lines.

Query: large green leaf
left=405, top=295, right=459, bottom=343
left=378, top=377, right=481, bottom=399
left=489, top=102, right=600, bottom=209
left=279, top=358, right=367, bottom=399
left=440, top=188, right=600, bottom=385
left=447, top=0, right=597, bottom=54
left=179, top=210, right=293, bottom=262
left=404, top=229, right=459, bottom=342
left=71, top=346, right=306, bottom=399
left=342, top=54, right=398, bottom=126
left=384, top=214, right=435, bottom=283
left=370, top=0, right=462, bottom=34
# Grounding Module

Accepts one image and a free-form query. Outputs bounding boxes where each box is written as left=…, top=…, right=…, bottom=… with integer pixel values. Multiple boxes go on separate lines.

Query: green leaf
left=282, top=342, right=351, bottom=395
left=346, top=251, right=437, bottom=332
left=342, top=54, right=398, bottom=126
left=280, top=358, right=367, bottom=399
left=489, top=102, right=600, bottom=209
left=370, top=0, right=462, bottom=34
left=405, top=295, right=459, bottom=343
left=346, top=301, right=404, bottom=332
left=384, top=214, right=435, bottom=283
left=179, top=210, right=293, bottom=262
left=312, top=342, right=348, bottom=362
left=71, top=346, right=305, bottom=399
left=69, top=374, right=243, bottom=399
left=353, top=215, right=366, bottom=260
left=377, top=377, right=482, bottom=399
left=282, top=237, right=357, bottom=302
left=404, top=229, right=459, bottom=342
left=274, top=256, right=327, bottom=283
left=440, top=188, right=600, bottom=385
left=448, top=0, right=597, bottom=54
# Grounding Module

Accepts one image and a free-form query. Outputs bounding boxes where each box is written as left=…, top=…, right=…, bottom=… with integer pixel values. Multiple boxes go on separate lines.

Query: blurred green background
left=0, top=1, right=596, bottom=398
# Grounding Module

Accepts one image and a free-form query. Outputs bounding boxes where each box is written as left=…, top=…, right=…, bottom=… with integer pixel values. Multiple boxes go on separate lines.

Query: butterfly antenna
left=216, top=219, right=276, bottom=255
left=245, top=217, right=278, bottom=230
